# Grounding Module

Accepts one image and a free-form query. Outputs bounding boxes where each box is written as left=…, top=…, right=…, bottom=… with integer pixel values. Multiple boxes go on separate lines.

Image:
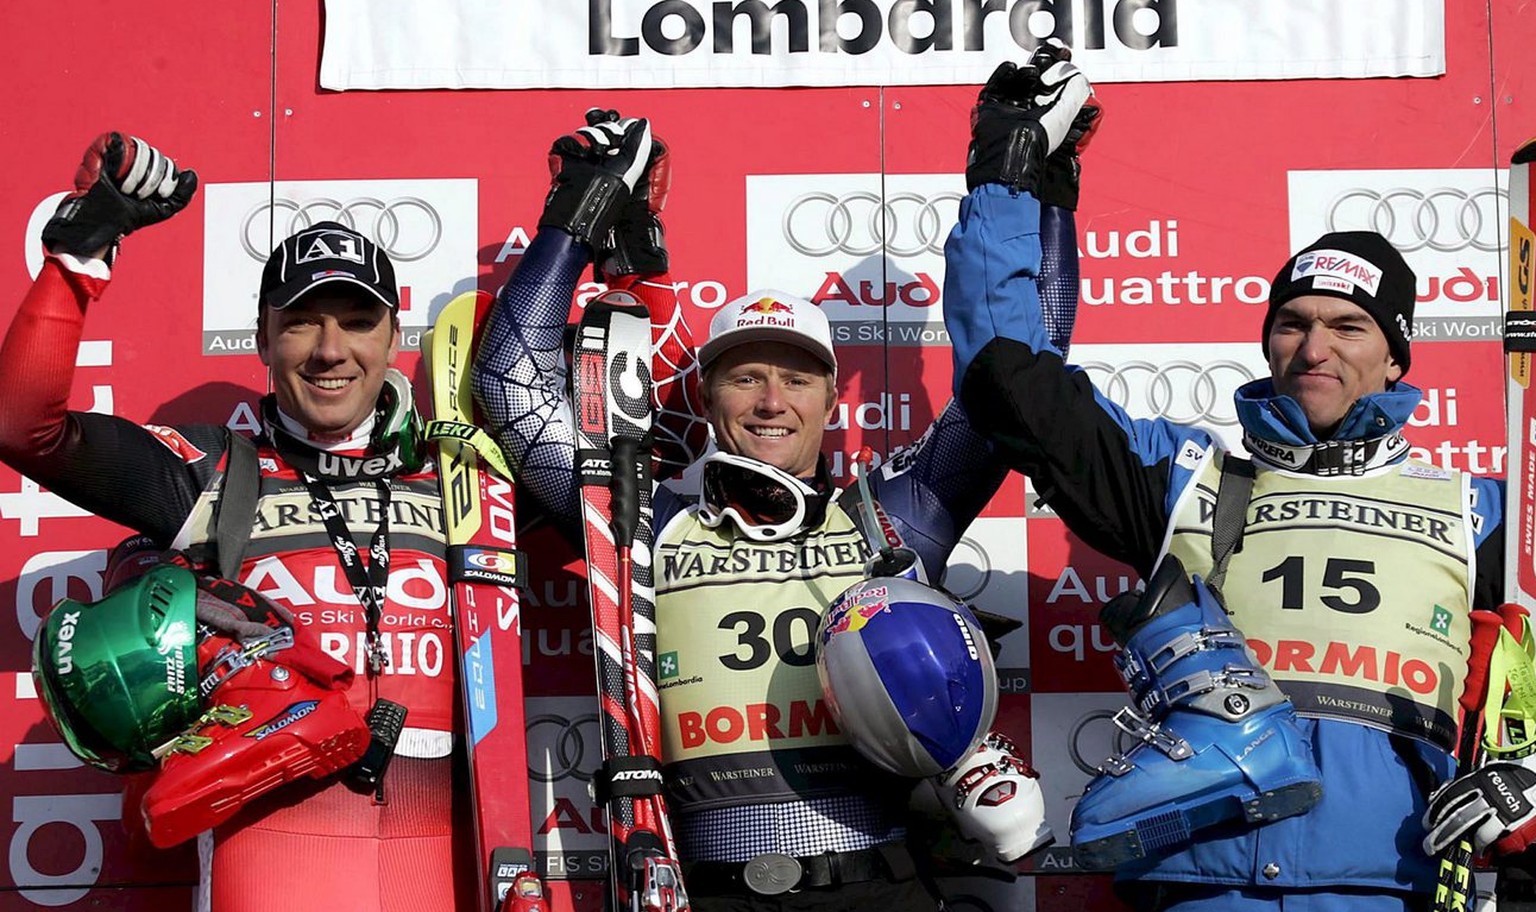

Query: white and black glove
left=1032, top=41, right=1104, bottom=211
left=541, top=110, right=653, bottom=246
left=42, top=133, right=198, bottom=260
left=932, top=731, right=1053, bottom=864
left=585, top=108, right=672, bottom=281
left=1423, top=753, right=1536, bottom=858
left=966, top=39, right=1095, bottom=195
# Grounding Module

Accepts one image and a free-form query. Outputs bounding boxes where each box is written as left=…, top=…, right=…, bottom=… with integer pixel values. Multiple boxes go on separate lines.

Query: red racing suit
left=0, top=255, right=470, bottom=912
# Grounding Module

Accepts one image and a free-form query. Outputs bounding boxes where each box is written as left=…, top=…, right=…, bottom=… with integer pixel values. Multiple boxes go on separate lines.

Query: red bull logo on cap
left=822, top=585, right=890, bottom=640
left=735, top=297, right=797, bottom=330
left=744, top=297, right=794, bottom=315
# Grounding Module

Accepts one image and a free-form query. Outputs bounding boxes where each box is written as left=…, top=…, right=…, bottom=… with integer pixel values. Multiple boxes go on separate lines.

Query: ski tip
left=429, top=290, right=493, bottom=330
left=442, top=290, right=490, bottom=316
left=1516, top=138, right=1536, bottom=166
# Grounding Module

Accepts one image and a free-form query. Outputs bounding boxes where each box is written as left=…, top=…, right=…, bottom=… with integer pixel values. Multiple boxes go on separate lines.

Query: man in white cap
left=472, top=91, right=1098, bottom=910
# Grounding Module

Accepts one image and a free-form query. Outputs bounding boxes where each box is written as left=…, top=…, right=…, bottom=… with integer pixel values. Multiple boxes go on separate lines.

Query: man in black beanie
left=944, top=68, right=1509, bottom=912
left=1260, top=230, right=1417, bottom=437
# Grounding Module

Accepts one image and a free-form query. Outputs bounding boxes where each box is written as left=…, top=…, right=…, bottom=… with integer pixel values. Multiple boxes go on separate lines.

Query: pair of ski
left=1428, top=138, right=1536, bottom=912
left=569, top=292, right=691, bottom=912
left=426, top=291, right=686, bottom=912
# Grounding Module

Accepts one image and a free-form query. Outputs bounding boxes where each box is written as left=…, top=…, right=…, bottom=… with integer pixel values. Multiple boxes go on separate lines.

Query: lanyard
left=266, top=419, right=396, bottom=677
left=297, top=472, right=392, bottom=676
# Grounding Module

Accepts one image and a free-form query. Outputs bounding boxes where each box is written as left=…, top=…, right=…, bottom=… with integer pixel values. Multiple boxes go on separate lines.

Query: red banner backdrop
left=0, top=1, right=1532, bottom=909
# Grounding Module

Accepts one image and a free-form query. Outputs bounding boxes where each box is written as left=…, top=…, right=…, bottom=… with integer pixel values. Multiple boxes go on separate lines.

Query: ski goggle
left=698, top=452, right=821, bottom=542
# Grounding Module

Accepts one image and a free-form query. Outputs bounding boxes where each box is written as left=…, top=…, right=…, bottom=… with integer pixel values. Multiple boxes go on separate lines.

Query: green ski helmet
left=32, top=563, right=203, bottom=772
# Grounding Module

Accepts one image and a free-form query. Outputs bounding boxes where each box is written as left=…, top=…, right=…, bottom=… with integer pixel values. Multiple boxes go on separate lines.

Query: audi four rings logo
left=1079, top=359, right=1260, bottom=427
left=1068, top=708, right=1136, bottom=776
left=782, top=190, right=962, bottom=258
left=526, top=713, right=601, bottom=782
left=1326, top=186, right=1505, bottom=253
left=241, top=197, right=444, bottom=262
left=945, top=534, right=994, bottom=602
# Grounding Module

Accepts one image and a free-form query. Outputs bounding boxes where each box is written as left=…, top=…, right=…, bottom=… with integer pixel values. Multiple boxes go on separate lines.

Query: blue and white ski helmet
left=816, top=576, right=998, bottom=777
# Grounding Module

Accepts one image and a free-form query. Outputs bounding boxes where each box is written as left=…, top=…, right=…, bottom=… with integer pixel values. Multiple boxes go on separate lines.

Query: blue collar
left=1232, top=380, right=1421, bottom=475
left=1234, top=379, right=1422, bottom=446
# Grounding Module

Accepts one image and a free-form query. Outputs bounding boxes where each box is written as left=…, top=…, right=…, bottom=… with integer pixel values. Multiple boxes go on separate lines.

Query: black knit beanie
left=1262, top=231, right=1416, bottom=374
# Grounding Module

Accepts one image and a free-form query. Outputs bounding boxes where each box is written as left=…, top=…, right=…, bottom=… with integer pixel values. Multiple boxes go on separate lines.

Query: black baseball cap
left=258, top=220, right=400, bottom=312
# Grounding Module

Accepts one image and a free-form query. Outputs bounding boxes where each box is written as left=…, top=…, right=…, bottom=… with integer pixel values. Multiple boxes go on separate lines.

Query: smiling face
left=702, top=341, right=838, bottom=478
left=1266, top=294, right=1402, bottom=438
left=256, top=291, right=401, bottom=440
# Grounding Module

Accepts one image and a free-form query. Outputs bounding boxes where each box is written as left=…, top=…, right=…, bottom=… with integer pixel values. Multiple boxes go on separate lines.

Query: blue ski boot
left=1069, top=556, right=1323, bottom=870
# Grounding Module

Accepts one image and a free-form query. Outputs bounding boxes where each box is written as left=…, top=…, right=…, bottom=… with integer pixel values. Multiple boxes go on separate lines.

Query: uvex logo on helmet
left=54, top=610, right=81, bottom=674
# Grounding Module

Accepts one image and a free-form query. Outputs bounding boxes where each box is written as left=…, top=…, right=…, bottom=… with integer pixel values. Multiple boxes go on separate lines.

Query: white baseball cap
left=698, top=289, right=837, bottom=375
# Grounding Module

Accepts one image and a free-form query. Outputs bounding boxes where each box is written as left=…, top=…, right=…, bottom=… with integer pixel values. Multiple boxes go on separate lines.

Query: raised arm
left=0, top=133, right=218, bottom=542
left=585, top=116, right=708, bottom=480
left=942, top=53, right=1212, bottom=578
left=871, top=207, right=1081, bottom=561
left=867, top=50, right=1093, bottom=572
left=473, top=230, right=589, bottom=533
left=473, top=113, right=663, bottom=536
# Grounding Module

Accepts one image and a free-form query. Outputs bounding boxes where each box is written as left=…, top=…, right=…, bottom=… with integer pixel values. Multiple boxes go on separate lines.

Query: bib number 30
left=718, top=608, right=821, bottom=670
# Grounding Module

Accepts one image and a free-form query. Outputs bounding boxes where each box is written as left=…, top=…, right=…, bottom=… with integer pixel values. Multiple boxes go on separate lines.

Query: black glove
left=42, top=133, right=198, bottom=259
left=966, top=40, right=1094, bottom=196
left=586, top=109, right=672, bottom=281
left=541, top=111, right=652, bottom=246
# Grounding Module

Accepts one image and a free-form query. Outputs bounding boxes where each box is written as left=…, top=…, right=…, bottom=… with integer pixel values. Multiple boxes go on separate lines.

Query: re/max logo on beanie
left=1292, top=249, right=1383, bottom=298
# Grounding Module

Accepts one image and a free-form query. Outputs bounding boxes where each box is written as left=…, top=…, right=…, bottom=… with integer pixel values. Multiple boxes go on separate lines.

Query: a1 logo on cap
left=1291, top=249, right=1383, bottom=298
left=296, top=227, right=367, bottom=265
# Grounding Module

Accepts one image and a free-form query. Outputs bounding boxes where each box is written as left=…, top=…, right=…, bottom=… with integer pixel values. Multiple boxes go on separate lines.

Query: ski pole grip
left=1463, top=610, right=1506, bottom=719
left=610, top=436, right=641, bottom=547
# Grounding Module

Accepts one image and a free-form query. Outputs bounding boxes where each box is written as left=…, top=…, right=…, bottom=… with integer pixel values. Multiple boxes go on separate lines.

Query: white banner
left=320, top=0, right=1445, bottom=90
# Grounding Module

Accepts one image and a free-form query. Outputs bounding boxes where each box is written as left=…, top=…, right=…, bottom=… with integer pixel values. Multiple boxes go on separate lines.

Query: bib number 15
left=1261, top=557, right=1380, bottom=614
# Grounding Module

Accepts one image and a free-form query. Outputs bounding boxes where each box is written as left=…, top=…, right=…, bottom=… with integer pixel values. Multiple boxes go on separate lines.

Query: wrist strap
left=1484, top=609, right=1536, bottom=759
left=540, top=171, right=627, bottom=245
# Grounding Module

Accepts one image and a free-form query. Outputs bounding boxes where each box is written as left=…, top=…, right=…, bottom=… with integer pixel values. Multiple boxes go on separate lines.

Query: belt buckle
left=742, top=852, right=802, bottom=895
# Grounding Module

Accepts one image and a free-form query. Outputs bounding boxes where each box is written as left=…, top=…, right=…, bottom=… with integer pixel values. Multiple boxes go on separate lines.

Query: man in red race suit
left=0, top=132, right=469, bottom=912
